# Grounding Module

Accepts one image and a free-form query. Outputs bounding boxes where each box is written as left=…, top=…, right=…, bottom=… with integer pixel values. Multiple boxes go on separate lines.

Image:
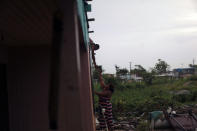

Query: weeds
left=93, top=76, right=197, bottom=118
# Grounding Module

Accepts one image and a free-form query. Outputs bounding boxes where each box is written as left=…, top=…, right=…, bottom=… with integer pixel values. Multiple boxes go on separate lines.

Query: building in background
left=173, top=68, right=196, bottom=78
left=130, top=74, right=143, bottom=82
left=0, top=0, right=95, bottom=131
left=154, top=71, right=174, bottom=79
left=117, top=73, right=143, bottom=82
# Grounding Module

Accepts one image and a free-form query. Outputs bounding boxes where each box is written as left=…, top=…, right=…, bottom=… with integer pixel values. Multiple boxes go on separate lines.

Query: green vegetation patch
left=93, top=76, right=197, bottom=119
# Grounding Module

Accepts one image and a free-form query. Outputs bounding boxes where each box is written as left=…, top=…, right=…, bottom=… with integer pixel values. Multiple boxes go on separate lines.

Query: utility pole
left=129, top=62, right=132, bottom=74
left=129, top=62, right=132, bottom=80
left=193, top=58, right=195, bottom=65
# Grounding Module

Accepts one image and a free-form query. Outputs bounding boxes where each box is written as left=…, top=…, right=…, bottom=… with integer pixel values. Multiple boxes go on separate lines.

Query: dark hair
left=94, top=44, right=100, bottom=50
left=109, top=84, right=114, bottom=93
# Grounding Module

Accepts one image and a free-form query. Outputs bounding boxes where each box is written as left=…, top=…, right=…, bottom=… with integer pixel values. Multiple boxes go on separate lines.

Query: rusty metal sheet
left=168, top=114, right=197, bottom=131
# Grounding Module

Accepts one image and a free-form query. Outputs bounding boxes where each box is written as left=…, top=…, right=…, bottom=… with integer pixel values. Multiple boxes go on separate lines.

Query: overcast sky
left=88, top=0, right=197, bottom=73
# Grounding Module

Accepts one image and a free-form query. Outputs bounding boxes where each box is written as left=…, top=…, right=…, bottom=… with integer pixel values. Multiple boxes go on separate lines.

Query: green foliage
left=132, top=65, right=155, bottom=85
left=136, top=120, right=149, bottom=131
left=191, top=90, right=197, bottom=101
left=92, top=65, right=104, bottom=80
left=133, top=65, right=146, bottom=77
left=189, top=75, right=197, bottom=81
left=115, top=65, right=129, bottom=77
left=189, top=64, right=197, bottom=68
left=93, top=73, right=197, bottom=119
left=110, top=85, right=172, bottom=115
left=142, top=72, right=154, bottom=85
left=174, top=94, right=192, bottom=103
left=154, top=59, right=169, bottom=74
left=174, top=89, right=197, bottom=103
left=135, top=83, right=146, bottom=88
left=103, top=74, right=120, bottom=87
left=152, top=77, right=173, bottom=85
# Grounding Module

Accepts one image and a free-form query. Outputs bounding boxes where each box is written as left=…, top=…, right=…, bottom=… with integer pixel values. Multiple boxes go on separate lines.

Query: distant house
left=116, top=73, right=143, bottom=82
left=173, top=68, right=196, bottom=78
left=117, top=73, right=143, bottom=82
left=119, top=74, right=131, bottom=80
left=154, top=71, right=174, bottom=78
left=131, top=74, right=143, bottom=82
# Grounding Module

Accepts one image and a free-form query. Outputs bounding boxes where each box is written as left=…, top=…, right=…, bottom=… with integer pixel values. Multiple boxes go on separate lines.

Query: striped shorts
left=98, top=101, right=113, bottom=130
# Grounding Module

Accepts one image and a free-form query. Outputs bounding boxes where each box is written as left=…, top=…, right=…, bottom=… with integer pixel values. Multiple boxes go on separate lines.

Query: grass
left=93, top=76, right=197, bottom=118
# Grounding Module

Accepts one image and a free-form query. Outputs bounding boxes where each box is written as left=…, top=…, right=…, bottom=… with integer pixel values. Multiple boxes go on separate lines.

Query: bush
left=103, top=75, right=120, bottom=86
left=136, top=120, right=149, bottom=131
left=94, top=75, right=197, bottom=119
left=189, top=75, right=197, bottom=81
left=124, top=83, right=135, bottom=88
left=174, top=94, right=193, bottom=103
left=143, top=72, right=154, bottom=85
left=191, top=90, right=197, bottom=101
left=153, top=77, right=171, bottom=85
left=136, top=83, right=146, bottom=88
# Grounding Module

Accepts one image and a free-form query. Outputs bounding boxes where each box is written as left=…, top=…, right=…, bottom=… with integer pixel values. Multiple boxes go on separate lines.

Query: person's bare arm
left=92, top=52, right=97, bottom=67
left=90, top=43, right=106, bottom=89
left=96, top=66, right=106, bottom=89
left=98, top=73, right=105, bottom=88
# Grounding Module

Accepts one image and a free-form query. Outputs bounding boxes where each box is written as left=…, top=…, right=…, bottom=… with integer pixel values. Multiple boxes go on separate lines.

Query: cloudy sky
left=88, top=0, right=197, bottom=73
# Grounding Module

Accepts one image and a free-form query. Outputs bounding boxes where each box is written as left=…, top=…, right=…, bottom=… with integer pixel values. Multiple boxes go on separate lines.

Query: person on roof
left=90, top=38, right=99, bottom=67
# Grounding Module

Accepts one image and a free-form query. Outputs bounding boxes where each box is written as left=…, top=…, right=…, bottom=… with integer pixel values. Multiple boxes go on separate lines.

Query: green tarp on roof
left=77, top=0, right=91, bottom=50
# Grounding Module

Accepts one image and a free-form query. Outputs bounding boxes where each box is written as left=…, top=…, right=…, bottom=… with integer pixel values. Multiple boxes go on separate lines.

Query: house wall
left=8, top=46, right=51, bottom=131
left=55, top=1, right=95, bottom=130
left=79, top=47, right=95, bottom=131
left=0, top=46, right=8, bottom=131
left=1, top=0, right=95, bottom=131
left=0, top=46, right=8, bottom=64
left=6, top=43, right=95, bottom=131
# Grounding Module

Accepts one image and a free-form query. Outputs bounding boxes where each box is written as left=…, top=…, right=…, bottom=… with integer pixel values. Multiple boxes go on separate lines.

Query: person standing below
left=94, top=66, right=114, bottom=131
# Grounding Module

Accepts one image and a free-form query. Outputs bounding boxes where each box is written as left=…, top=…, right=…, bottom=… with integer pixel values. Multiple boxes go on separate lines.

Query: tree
left=118, top=68, right=129, bottom=76
left=115, top=65, right=129, bottom=77
left=133, top=65, right=155, bottom=85
left=154, top=59, right=169, bottom=74
left=134, top=65, right=146, bottom=77
left=189, top=64, right=197, bottom=68
left=93, top=65, right=104, bottom=80
left=103, top=74, right=119, bottom=86
left=142, top=72, right=154, bottom=85
left=149, top=68, right=157, bottom=75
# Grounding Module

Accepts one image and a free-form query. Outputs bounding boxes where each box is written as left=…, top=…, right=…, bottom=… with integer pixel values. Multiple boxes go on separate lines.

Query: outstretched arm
left=96, top=66, right=106, bottom=89
left=92, top=52, right=97, bottom=67
left=91, top=44, right=97, bottom=67
left=90, top=42, right=106, bottom=89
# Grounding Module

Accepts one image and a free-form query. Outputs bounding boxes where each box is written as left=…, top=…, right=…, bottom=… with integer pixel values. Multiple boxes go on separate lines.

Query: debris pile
left=150, top=106, right=197, bottom=131
left=96, top=104, right=197, bottom=131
